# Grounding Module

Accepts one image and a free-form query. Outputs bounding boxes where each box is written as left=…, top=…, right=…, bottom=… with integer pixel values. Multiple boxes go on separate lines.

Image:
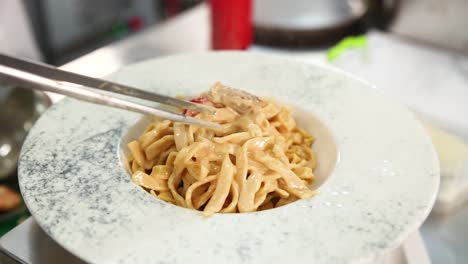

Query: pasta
left=128, top=82, right=317, bottom=215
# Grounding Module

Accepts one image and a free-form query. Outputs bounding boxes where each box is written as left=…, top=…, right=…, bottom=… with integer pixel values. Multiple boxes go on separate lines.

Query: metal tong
left=0, top=54, right=219, bottom=129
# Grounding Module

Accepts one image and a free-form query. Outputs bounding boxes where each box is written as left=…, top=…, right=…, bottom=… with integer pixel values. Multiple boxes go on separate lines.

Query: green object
left=0, top=206, right=30, bottom=237
left=327, top=35, right=368, bottom=62
left=111, top=22, right=129, bottom=38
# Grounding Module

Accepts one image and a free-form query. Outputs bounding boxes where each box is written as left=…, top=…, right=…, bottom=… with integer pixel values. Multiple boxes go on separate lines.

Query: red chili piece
left=190, top=97, right=208, bottom=104
left=183, top=97, right=208, bottom=116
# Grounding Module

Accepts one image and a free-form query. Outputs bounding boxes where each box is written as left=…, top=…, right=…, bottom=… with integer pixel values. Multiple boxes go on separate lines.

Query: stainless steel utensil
left=0, top=54, right=219, bottom=129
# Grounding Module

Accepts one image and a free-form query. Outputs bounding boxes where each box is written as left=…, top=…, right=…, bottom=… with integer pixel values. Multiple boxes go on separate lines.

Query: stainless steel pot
left=0, top=87, right=50, bottom=180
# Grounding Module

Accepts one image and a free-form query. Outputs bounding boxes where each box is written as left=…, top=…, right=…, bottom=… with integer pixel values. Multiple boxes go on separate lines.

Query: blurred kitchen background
left=1, top=0, right=468, bottom=263
left=2, top=0, right=468, bottom=64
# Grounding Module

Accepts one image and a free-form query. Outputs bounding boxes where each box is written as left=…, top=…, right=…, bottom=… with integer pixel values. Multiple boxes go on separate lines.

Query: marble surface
left=18, top=52, right=439, bottom=263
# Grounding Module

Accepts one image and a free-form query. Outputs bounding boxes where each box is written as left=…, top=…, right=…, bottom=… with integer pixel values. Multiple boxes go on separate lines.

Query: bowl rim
left=18, top=51, right=439, bottom=264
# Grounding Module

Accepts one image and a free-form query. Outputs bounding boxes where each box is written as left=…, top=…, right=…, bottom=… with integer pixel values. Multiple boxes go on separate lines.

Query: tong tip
left=184, top=117, right=221, bottom=129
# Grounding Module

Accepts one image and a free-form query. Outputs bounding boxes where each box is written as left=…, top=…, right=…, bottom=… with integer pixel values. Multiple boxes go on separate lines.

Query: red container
left=210, top=0, right=252, bottom=50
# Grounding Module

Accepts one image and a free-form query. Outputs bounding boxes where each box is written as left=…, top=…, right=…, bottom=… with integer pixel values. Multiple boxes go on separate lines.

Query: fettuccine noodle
left=128, top=82, right=317, bottom=215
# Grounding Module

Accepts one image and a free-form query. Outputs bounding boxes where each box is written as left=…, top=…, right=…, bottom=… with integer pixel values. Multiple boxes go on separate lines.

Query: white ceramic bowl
left=18, top=52, right=439, bottom=264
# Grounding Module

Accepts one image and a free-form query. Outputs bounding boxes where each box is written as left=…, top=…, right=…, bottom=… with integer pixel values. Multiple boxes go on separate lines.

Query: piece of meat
left=204, top=82, right=262, bottom=114
left=0, top=185, right=21, bottom=212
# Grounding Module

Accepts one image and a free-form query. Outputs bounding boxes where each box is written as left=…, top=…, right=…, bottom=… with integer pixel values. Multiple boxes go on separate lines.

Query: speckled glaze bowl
left=18, top=52, right=439, bottom=264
